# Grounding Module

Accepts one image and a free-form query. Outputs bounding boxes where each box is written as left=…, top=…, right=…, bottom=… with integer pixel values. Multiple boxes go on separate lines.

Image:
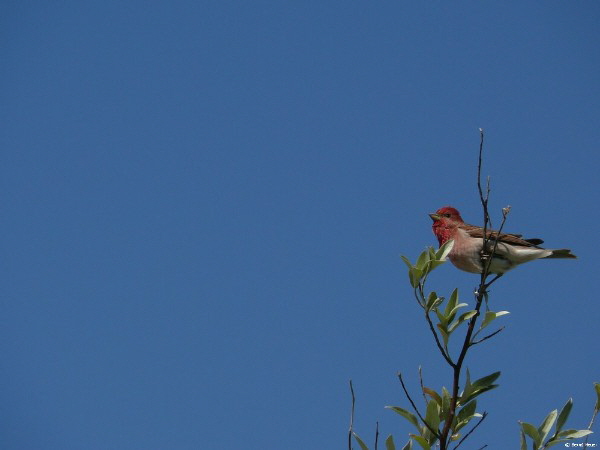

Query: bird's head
left=429, top=207, right=464, bottom=245
left=429, top=206, right=464, bottom=224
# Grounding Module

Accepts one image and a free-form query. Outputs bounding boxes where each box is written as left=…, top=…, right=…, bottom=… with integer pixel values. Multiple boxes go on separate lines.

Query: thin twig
left=375, top=422, right=379, bottom=450
left=412, top=287, right=423, bottom=307
left=419, top=366, right=428, bottom=406
left=398, top=372, right=440, bottom=439
left=486, top=177, right=492, bottom=229
left=471, top=326, right=505, bottom=345
left=477, top=129, right=487, bottom=216
left=349, top=380, right=355, bottom=450
left=452, top=411, right=488, bottom=450
left=477, top=129, right=497, bottom=287
left=586, top=408, right=598, bottom=433
left=416, top=274, right=431, bottom=308
left=482, top=274, right=502, bottom=291
left=583, top=398, right=599, bottom=447
left=417, top=277, right=454, bottom=366
left=424, top=310, right=455, bottom=366
left=477, top=130, right=492, bottom=278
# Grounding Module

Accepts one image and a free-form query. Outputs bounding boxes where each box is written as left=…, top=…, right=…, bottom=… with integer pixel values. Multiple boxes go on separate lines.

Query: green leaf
left=449, top=303, right=468, bottom=314
left=423, top=388, right=442, bottom=407
left=472, top=371, right=501, bottom=390
left=353, top=432, right=370, bottom=450
left=428, top=246, right=437, bottom=260
left=385, top=434, right=396, bottom=450
left=434, top=305, right=447, bottom=327
left=460, top=369, right=473, bottom=403
left=453, top=400, right=479, bottom=433
left=453, top=420, right=469, bottom=434
left=461, top=385, right=499, bottom=404
left=519, top=421, right=541, bottom=448
left=401, top=439, right=412, bottom=450
left=424, top=399, right=441, bottom=433
left=400, top=255, right=414, bottom=269
left=443, top=288, right=459, bottom=317
left=416, top=250, right=430, bottom=270
left=457, top=371, right=501, bottom=403
left=480, top=311, right=496, bottom=330
left=519, top=430, right=527, bottom=450
left=425, top=260, right=446, bottom=272
left=436, top=239, right=454, bottom=260
left=594, top=381, right=600, bottom=412
left=556, top=429, right=593, bottom=439
left=409, top=267, right=423, bottom=288
left=386, top=406, right=420, bottom=431
left=479, top=310, right=509, bottom=330
left=436, top=323, right=449, bottom=348
left=409, top=435, right=430, bottom=450
left=538, top=409, right=557, bottom=444
left=555, top=398, right=572, bottom=434
left=426, top=292, right=439, bottom=311
left=441, top=387, right=451, bottom=420
left=460, top=310, right=478, bottom=321
left=454, top=400, right=477, bottom=429
left=448, top=310, right=477, bottom=333
left=447, top=303, right=468, bottom=323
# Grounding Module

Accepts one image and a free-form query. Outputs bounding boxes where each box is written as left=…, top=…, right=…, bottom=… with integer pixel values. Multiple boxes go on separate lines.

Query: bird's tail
left=545, top=249, right=577, bottom=259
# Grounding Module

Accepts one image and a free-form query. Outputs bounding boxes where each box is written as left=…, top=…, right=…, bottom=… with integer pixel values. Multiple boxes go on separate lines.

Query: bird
left=429, top=206, right=576, bottom=275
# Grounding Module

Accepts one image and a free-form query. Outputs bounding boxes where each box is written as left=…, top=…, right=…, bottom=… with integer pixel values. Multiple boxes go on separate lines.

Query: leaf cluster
left=379, top=370, right=498, bottom=449
left=352, top=242, right=506, bottom=449
left=401, top=240, right=508, bottom=359
left=350, top=239, right=597, bottom=450
left=519, top=383, right=600, bottom=449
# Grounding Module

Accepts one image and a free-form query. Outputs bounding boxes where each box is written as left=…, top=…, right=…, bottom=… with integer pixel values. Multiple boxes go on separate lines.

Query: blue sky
left=2, top=2, right=599, bottom=449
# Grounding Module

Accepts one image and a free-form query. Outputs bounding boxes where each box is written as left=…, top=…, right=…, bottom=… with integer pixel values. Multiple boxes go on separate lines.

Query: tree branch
left=583, top=393, right=599, bottom=448
left=477, top=129, right=487, bottom=219
left=439, top=130, right=503, bottom=448
left=424, top=310, right=455, bottom=367
left=398, top=372, right=440, bottom=439
left=471, top=326, right=505, bottom=345
left=419, top=366, right=428, bottom=406
left=416, top=278, right=454, bottom=366
left=452, top=411, right=488, bottom=450
left=439, top=288, right=487, bottom=447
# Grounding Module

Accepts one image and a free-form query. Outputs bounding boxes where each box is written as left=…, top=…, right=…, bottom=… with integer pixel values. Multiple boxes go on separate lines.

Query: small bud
left=502, top=205, right=511, bottom=217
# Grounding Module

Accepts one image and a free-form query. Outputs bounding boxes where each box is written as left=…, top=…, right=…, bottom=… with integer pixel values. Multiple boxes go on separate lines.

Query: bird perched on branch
left=429, top=206, right=576, bottom=275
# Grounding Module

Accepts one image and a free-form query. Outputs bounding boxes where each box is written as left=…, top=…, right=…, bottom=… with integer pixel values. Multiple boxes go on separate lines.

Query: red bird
left=429, top=206, right=576, bottom=274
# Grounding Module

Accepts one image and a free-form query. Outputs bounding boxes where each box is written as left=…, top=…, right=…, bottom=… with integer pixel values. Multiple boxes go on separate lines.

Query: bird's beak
left=429, top=213, right=441, bottom=221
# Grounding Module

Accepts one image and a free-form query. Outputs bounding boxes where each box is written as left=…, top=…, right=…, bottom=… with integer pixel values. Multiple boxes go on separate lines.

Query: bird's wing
left=461, top=224, right=543, bottom=247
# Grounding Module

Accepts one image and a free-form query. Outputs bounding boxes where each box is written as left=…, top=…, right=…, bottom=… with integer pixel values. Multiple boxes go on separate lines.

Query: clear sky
left=2, top=2, right=599, bottom=449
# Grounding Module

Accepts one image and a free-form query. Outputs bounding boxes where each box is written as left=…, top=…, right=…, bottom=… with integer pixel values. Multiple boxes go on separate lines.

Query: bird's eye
left=443, top=213, right=451, bottom=218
